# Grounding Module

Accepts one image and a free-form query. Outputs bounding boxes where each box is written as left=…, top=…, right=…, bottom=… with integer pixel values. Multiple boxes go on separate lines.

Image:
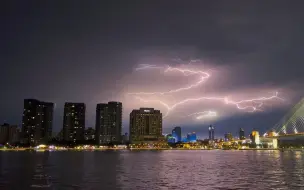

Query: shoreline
left=0, top=148, right=303, bottom=151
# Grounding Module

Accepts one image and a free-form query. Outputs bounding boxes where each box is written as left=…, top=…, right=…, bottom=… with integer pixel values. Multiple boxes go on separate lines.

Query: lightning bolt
left=129, top=61, right=284, bottom=119
left=135, top=64, right=165, bottom=71
left=129, top=65, right=210, bottom=95
left=134, top=92, right=283, bottom=118
left=187, top=111, right=217, bottom=119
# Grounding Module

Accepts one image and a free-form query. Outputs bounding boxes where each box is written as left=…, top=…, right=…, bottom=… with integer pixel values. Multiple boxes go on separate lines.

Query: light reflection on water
left=0, top=150, right=303, bottom=190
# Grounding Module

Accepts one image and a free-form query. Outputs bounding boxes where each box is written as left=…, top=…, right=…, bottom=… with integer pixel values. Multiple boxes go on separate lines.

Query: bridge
left=264, top=97, right=304, bottom=138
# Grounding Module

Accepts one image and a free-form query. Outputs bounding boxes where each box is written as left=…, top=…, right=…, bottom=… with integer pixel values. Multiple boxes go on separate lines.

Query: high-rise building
left=187, top=132, right=197, bottom=142
left=95, top=102, right=122, bottom=145
left=239, top=128, right=245, bottom=140
left=0, top=123, right=20, bottom=144
left=129, top=108, right=162, bottom=143
left=224, top=133, right=233, bottom=142
left=0, top=123, right=9, bottom=144
left=166, top=134, right=176, bottom=143
left=22, top=99, right=54, bottom=145
left=209, top=125, right=215, bottom=140
left=62, top=103, right=85, bottom=143
left=172, top=126, right=182, bottom=142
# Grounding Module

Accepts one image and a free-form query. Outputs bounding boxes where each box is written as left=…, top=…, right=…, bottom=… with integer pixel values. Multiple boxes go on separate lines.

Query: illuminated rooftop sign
left=144, top=110, right=150, bottom=113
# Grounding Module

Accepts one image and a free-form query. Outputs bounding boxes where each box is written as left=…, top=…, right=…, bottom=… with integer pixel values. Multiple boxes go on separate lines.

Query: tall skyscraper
left=209, top=125, right=215, bottom=140
left=95, top=102, right=122, bottom=145
left=172, top=126, right=182, bottom=142
left=239, top=128, right=245, bottom=140
left=129, top=108, right=162, bottom=143
left=62, top=103, right=85, bottom=143
left=22, top=99, right=54, bottom=145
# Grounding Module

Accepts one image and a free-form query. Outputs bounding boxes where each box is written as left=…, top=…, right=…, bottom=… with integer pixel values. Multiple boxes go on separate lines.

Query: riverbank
left=1, top=148, right=303, bottom=151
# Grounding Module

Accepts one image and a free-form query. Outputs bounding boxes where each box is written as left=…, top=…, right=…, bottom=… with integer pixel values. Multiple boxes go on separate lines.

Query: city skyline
left=2, top=2, right=304, bottom=190
left=4, top=97, right=303, bottom=140
left=1, top=97, right=302, bottom=138
left=1, top=1, right=304, bottom=138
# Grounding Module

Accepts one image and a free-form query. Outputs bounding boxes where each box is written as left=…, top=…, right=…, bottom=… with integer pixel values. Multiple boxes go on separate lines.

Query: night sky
left=2, top=1, right=304, bottom=139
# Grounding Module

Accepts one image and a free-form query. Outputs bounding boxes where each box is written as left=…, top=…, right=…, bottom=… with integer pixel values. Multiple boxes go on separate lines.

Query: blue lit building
left=182, top=136, right=188, bottom=143
left=172, top=126, right=182, bottom=142
left=187, top=132, right=197, bottom=142
left=166, top=134, right=176, bottom=143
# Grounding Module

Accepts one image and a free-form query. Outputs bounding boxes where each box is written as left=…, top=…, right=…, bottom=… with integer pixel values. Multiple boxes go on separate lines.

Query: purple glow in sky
left=2, top=1, right=304, bottom=138
left=118, top=58, right=295, bottom=133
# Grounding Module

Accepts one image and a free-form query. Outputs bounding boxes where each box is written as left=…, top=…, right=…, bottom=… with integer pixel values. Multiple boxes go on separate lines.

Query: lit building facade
left=182, top=136, right=188, bottom=142
left=209, top=125, right=215, bottom=140
left=250, top=130, right=260, bottom=144
left=187, top=132, right=197, bottom=142
left=95, top=102, right=122, bottom=145
left=22, top=99, right=54, bottom=145
left=224, top=133, right=233, bottom=142
left=172, top=126, right=182, bottom=142
left=62, top=103, right=85, bottom=143
left=239, top=128, right=245, bottom=140
left=166, top=134, right=176, bottom=143
left=129, top=108, right=162, bottom=143
left=259, top=137, right=278, bottom=149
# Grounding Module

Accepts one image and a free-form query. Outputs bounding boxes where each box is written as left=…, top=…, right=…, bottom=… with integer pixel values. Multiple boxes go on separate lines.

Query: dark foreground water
left=0, top=150, right=304, bottom=190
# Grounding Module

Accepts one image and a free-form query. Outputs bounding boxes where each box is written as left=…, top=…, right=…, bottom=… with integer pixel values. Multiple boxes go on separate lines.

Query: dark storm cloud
left=1, top=1, right=303, bottom=137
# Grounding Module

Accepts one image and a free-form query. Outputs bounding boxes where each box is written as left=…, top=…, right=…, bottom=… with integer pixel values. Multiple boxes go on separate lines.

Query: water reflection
left=48, top=151, right=85, bottom=189
left=0, top=150, right=303, bottom=189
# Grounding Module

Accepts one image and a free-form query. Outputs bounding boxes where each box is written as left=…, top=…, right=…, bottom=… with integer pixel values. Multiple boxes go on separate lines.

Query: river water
left=0, top=150, right=303, bottom=190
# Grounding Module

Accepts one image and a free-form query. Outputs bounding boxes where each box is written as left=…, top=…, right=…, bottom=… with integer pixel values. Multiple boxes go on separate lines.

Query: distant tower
left=129, top=108, right=162, bottom=143
left=239, top=128, right=245, bottom=140
left=95, top=102, right=122, bottom=145
left=208, top=125, right=212, bottom=140
left=209, top=125, right=215, bottom=140
left=172, top=126, right=182, bottom=142
left=62, top=102, right=85, bottom=143
left=22, top=99, right=54, bottom=146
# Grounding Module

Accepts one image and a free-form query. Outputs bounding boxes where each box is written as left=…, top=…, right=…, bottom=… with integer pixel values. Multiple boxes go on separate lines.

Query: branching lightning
left=187, top=111, right=217, bottom=120
left=135, top=64, right=165, bottom=71
left=128, top=61, right=284, bottom=120
left=128, top=64, right=210, bottom=95
left=135, top=93, right=283, bottom=118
